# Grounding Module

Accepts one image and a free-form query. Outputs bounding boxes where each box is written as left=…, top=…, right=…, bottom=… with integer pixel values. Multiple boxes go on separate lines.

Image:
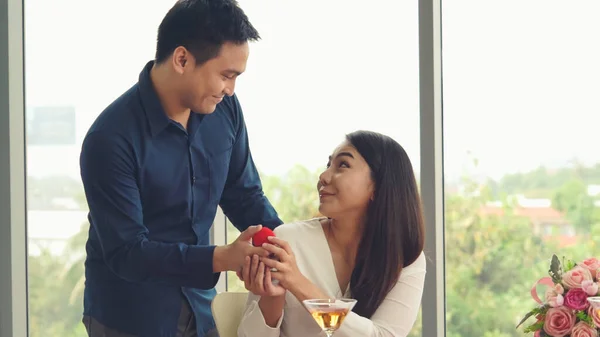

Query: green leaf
left=516, top=306, right=548, bottom=329
left=576, top=310, right=594, bottom=326
left=523, top=321, right=544, bottom=333
left=516, top=309, right=537, bottom=329
left=548, top=254, right=563, bottom=283
left=565, top=259, right=576, bottom=272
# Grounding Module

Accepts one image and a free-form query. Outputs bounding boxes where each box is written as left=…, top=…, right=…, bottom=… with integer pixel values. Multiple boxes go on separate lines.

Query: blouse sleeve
left=237, top=292, right=284, bottom=337
left=334, top=252, right=427, bottom=337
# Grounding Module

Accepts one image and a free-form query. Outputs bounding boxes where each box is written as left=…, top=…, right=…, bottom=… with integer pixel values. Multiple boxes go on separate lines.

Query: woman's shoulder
left=400, top=251, right=427, bottom=276
left=272, top=217, right=326, bottom=241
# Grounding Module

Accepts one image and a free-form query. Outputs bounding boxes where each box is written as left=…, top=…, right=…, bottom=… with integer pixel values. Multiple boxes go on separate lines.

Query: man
left=79, top=0, right=282, bottom=336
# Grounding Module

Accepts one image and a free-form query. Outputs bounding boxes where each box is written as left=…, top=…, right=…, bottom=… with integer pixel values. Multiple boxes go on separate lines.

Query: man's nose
left=223, top=82, right=235, bottom=97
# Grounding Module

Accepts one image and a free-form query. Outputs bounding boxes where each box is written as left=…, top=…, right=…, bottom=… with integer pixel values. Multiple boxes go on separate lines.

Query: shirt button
left=192, top=176, right=196, bottom=184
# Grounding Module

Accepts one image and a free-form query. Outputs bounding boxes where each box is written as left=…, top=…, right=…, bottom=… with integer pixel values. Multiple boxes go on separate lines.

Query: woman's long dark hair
left=346, top=130, right=425, bottom=318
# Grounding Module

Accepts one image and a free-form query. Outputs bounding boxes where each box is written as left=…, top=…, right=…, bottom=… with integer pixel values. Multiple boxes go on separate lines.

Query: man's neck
left=149, top=64, right=191, bottom=128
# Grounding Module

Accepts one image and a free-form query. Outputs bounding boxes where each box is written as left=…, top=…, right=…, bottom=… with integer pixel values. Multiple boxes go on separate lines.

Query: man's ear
left=172, top=46, right=190, bottom=74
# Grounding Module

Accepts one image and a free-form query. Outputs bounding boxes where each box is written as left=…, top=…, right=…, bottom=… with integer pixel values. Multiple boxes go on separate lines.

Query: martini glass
left=302, top=299, right=357, bottom=337
left=588, top=297, right=600, bottom=316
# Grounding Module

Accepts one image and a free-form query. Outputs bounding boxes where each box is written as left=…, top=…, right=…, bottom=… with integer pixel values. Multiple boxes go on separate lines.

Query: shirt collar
left=138, top=60, right=171, bottom=137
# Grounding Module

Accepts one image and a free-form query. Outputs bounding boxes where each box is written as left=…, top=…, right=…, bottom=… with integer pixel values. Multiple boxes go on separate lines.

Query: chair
left=211, top=292, right=249, bottom=337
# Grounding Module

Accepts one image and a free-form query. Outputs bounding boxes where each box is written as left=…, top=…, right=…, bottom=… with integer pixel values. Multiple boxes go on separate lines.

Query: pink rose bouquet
left=517, top=255, right=600, bottom=336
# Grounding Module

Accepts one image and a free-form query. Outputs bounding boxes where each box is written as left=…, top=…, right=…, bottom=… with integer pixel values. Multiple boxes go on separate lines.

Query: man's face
left=179, top=42, right=249, bottom=114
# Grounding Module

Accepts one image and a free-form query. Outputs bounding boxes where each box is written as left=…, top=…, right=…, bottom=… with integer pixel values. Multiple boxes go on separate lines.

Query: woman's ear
left=369, top=183, right=376, bottom=201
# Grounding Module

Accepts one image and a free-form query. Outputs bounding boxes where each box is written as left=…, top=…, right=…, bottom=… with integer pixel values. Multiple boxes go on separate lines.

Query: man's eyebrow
left=223, top=69, right=242, bottom=76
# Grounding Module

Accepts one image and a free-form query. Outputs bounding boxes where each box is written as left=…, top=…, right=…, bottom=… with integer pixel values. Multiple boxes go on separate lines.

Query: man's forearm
left=103, top=239, right=220, bottom=289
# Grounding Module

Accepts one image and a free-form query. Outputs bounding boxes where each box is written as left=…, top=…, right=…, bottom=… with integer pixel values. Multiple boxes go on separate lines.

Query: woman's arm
left=237, top=292, right=284, bottom=337
left=287, top=274, right=331, bottom=302
left=335, top=253, right=427, bottom=337
left=258, top=292, right=285, bottom=327
left=237, top=256, right=287, bottom=337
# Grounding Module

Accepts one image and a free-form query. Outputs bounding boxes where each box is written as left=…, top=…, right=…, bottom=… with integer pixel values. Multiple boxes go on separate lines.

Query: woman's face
left=317, top=141, right=375, bottom=219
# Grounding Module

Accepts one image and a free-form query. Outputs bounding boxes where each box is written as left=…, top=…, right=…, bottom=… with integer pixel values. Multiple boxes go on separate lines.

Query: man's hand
left=213, top=225, right=270, bottom=273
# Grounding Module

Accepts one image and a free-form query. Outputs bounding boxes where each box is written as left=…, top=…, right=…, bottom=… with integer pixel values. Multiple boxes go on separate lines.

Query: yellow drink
left=311, top=309, right=348, bottom=331
left=303, top=298, right=357, bottom=336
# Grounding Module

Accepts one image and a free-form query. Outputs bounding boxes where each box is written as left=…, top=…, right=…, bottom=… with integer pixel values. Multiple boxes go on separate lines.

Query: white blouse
left=237, top=218, right=426, bottom=337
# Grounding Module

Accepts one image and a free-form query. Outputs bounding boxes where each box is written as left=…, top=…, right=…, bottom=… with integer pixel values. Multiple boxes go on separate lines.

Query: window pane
left=443, top=1, right=600, bottom=336
left=226, top=1, right=422, bottom=336
left=25, top=1, right=421, bottom=336
left=25, top=1, right=175, bottom=336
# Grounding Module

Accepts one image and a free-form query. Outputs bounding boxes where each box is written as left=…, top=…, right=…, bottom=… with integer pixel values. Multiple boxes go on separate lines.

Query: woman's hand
left=241, top=254, right=286, bottom=297
left=259, top=237, right=308, bottom=292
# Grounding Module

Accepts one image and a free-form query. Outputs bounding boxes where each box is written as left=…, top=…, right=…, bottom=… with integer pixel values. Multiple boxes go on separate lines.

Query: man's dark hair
left=155, top=0, right=260, bottom=65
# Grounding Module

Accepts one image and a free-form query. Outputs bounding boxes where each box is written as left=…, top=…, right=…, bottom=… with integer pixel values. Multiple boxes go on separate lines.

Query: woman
left=237, top=130, right=426, bottom=337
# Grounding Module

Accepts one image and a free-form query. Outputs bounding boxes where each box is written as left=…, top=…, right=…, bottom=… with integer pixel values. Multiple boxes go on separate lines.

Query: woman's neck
left=327, top=216, right=365, bottom=265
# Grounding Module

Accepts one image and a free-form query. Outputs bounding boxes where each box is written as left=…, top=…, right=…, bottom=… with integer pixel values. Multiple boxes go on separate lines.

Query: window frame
left=419, top=0, right=446, bottom=335
left=0, top=0, right=28, bottom=336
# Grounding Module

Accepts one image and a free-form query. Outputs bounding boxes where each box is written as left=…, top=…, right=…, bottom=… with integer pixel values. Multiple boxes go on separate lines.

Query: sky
left=23, top=0, right=600, bottom=183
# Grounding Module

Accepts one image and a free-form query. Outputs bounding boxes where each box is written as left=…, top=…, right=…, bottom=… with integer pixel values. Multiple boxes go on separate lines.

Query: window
left=4, top=0, right=437, bottom=336
left=443, top=1, right=600, bottom=336
left=24, top=1, right=176, bottom=336
left=223, top=1, right=422, bottom=335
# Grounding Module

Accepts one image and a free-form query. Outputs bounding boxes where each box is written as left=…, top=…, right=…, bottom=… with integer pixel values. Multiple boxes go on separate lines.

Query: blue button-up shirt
left=80, top=61, right=282, bottom=336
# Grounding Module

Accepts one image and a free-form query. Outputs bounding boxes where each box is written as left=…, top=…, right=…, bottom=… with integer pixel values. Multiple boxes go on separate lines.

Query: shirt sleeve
left=335, top=253, right=427, bottom=337
left=80, top=131, right=220, bottom=289
left=237, top=292, right=284, bottom=337
left=218, top=94, right=283, bottom=231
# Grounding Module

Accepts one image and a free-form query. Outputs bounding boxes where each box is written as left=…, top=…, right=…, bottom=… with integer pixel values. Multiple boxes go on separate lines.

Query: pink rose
left=546, top=285, right=566, bottom=307
left=544, top=306, right=576, bottom=337
left=534, top=330, right=541, bottom=337
left=582, top=280, right=600, bottom=296
left=545, top=289, right=564, bottom=307
left=588, top=306, right=600, bottom=328
left=571, top=321, right=598, bottom=337
left=597, top=270, right=600, bottom=282
left=564, top=288, right=591, bottom=310
left=563, top=266, right=593, bottom=289
left=549, top=294, right=565, bottom=307
left=581, top=258, right=600, bottom=277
